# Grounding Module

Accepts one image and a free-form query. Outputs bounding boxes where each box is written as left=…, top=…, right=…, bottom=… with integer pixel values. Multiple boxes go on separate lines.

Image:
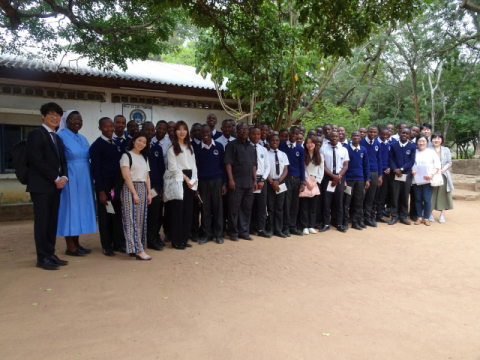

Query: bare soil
left=1, top=201, right=479, bottom=360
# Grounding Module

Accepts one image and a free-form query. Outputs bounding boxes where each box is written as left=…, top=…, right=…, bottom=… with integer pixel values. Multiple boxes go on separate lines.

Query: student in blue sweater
left=279, top=126, right=306, bottom=236
left=142, top=122, right=166, bottom=251
left=374, top=127, right=392, bottom=223
left=388, top=127, right=416, bottom=225
left=89, top=117, right=126, bottom=256
left=343, top=131, right=370, bottom=230
left=195, top=125, right=227, bottom=245
left=360, top=125, right=383, bottom=227
left=207, top=113, right=223, bottom=140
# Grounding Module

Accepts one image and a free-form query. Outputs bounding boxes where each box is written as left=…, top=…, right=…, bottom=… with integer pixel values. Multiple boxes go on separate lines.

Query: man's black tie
left=332, top=146, right=337, bottom=175
left=274, top=150, right=280, bottom=175
left=51, top=133, right=60, bottom=157
left=109, top=139, right=114, bottom=145
left=254, top=144, right=258, bottom=159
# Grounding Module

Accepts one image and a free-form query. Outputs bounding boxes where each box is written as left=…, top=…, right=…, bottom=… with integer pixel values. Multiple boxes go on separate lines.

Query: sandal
left=428, top=215, right=435, bottom=222
left=423, top=219, right=431, bottom=226
left=135, top=254, right=152, bottom=261
left=439, top=216, right=445, bottom=224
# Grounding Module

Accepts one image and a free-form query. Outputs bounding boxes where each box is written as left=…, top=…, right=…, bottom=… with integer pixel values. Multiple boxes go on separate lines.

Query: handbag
left=163, top=170, right=184, bottom=202
left=299, top=168, right=321, bottom=198
left=430, top=172, right=444, bottom=187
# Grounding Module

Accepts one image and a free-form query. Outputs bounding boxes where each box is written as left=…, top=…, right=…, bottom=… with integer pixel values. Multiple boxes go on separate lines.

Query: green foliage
left=152, top=41, right=196, bottom=66
left=301, top=100, right=371, bottom=133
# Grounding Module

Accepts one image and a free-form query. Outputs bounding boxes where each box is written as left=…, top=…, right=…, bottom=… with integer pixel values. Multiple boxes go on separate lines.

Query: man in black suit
left=27, top=102, right=69, bottom=270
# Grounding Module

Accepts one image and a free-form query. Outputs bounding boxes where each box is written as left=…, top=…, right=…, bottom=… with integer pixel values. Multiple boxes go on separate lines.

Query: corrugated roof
left=0, top=51, right=227, bottom=90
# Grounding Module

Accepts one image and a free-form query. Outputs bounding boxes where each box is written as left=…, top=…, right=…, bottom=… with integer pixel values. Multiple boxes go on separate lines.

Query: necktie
left=332, top=146, right=337, bottom=175
left=290, top=144, right=293, bottom=149
left=274, top=150, right=280, bottom=175
left=51, top=133, right=60, bottom=157
left=254, top=145, right=258, bottom=159
left=109, top=139, right=114, bottom=145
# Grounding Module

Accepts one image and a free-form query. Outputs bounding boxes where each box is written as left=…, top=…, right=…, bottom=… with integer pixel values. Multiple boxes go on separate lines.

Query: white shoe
left=308, top=228, right=317, bottom=234
left=303, top=228, right=309, bottom=235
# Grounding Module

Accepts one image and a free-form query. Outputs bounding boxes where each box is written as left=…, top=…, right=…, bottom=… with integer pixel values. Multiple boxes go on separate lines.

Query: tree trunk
left=410, top=69, right=422, bottom=125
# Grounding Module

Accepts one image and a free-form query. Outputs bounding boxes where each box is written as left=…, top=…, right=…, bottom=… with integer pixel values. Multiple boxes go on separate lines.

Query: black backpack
left=112, top=152, right=148, bottom=205
left=12, top=140, right=29, bottom=185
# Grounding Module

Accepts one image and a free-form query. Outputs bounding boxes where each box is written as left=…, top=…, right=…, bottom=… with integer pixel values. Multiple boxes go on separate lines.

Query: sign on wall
left=122, top=104, right=153, bottom=126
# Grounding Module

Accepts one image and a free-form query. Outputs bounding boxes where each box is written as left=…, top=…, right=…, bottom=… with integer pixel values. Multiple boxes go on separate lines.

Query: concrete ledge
left=0, top=204, right=34, bottom=222
left=452, top=159, right=480, bottom=175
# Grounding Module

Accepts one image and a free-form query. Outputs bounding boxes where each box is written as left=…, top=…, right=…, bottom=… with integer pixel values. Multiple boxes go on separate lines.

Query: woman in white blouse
left=120, top=132, right=152, bottom=260
left=300, top=136, right=324, bottom=235
left=167, top=121, right=198, bottom=250
left=411, top=134, right=441, bottom=226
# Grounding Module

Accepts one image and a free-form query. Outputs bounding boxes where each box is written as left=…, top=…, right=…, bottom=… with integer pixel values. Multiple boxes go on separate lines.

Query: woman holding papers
left=411, top=134, right=441, bottom=226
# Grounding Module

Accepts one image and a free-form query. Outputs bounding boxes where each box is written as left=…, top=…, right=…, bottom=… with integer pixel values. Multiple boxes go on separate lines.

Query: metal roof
left=0, top=51, right=227, bottom=90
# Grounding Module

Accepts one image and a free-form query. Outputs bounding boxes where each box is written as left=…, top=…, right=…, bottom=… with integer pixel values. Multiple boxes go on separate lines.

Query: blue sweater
left=279, top=142, right=306, bottom=181
left=90, top=137, right=123, bottom=193
left=379, top=141, right=391, bottom=172
left=389, top=141, right=416, bottom=174
left=345, top=145, right=370, bottom=181
left=212, top=131, right=223, bottom=140
left=360, top=137, right=382, bottom=173
left=148, top=142, right=166, bottom=190
left=114, top=135, right=131, bottom=153
left=194, top=141, right=227, bottom=183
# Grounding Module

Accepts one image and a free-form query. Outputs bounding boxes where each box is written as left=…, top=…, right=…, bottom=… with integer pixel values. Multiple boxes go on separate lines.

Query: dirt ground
left=1, top=201, right=480, bottom=360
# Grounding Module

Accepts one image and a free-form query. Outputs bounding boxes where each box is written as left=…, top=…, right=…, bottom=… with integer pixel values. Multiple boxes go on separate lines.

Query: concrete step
left=451, top=174, right=480, bottom=192
left=452, top=189, right=480, bottom=201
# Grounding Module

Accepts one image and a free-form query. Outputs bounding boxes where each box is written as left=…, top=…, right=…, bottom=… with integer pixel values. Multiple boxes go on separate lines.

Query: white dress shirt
left=216, top=135, right=236, bottom=149
left=167, top=143, right=198, bottom=190
left=151, top=136, right=171, bottom=167
left=399, top=140, right=408, bottom=147
left=285, top=140, right=297, bottom=149
left=251, top=142, right=270, bottom=179
left=113, top=132, right=127, bottom=142
left=320, top=143, right=349, bottom=174
left=192, top=138, right=201, bottom=146
left=100, top=134, right=115, bottom=144
left=268, top=149, right=289, bottom=180
left=392, top=133, right=400, bottom=141
left=350, top=144, right=361, bottom=151
left=306, top=153, right=324, bottom=183
left=202, top=141, right=216, bottom=150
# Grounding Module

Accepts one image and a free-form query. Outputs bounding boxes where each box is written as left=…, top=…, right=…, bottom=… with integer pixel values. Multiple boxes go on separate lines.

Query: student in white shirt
left=120, top=132, right=152, bottom=260
left=265, top=134, right=289, bottom=238
left=411, top=134, right=441, bottom=226
left=167, top=121, right=198, bottom=249
left=249, top=127, right=271, bottom=237
left=216, top=119, right=236, bottom=149
left=300, top=136, right=324, bottom=235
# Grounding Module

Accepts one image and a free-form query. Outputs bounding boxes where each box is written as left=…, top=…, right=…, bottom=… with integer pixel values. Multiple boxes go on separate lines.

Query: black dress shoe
left=216, top=237, right=224, bottom=244
left=319, top=225, right=330, bottom=232
left=249, top=229, right=256, bottom=235
left=147, top=243, right=164, bottom=251
left=359, top=221, right=367, bottom=229
left=36, top=258, right=60, bottom=270
left=364, top=219, right=377, bottom=227
left=114, top=247, right=126, bottom=253
left=337, top=225, right=347, bottom=233
left=172, top=244, right=186, bottom=250
left=410, top=216, right=418, bottom=222
left=230, top=235, right=239, bottom=241
left=79, top=246, right=91, bottom=254
left=400, top=218, right=411, bottom=225
left=51, top=254, right=69, bottom=265
left=388, top=217, right=399, bottom=225
left=102, top=249, right=115, bottom=257
left=274, top=231, right=287, bottom=238
left=239, top=235, right=253, bottom=241
left=163, top=234, right=171, bottom=243
left=383, top=209, right=391, bottom=218
left=283, top=231, right=291, bottom=237
left=352, top=222, right=363, bottom=230
left=191, top=235, right=200, bottom=242
left=65, top=249, right=86, bottom=257
left=184, top=243, right=193, bottom=248
left=198, top=237, right=209, bottom=245
left=376, top=216, right=389, bottom=223
left=290, top=229, right=304, bottom=236
left=257, top=231, right=272, bottom=238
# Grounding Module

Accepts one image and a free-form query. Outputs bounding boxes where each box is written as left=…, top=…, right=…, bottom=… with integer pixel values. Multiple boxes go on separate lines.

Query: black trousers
left=375, top=172, right=390, bottom=216
left=283, top=176, right=301, bottom=232
left=169, top=170, right=194, bottom=247
left=191, top=195, right=201, bottom=238
left=299, top=196, right=317, bottom=228
left=321, top=175, right=345, bottom=226
left=228, top=187, right=254, bottom=237
left=343, top=180, right=365, bottom=225
left=390, top=173, right=412, bottom=219
left=250, top=179, right=268, bottom=232
left=363, top=171, right=378, bottom=221
left=163, top=201, right=171, bottom=236
left=31, top=191, right=60, bottom=261
left=199, top=178, right=223, bottom=238
left=97, top=187, right=125, bottom=252
left=266, top=182, right=286, bottom=234
left=315, top=183, right=323, bottom=226
left=409, top=185, right=418, bottom=219
left=147, top=194, right=162, bottom=245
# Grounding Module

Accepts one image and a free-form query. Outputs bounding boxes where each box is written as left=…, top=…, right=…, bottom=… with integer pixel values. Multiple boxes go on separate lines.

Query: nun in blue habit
left=56, top=110, right=97, bottom=256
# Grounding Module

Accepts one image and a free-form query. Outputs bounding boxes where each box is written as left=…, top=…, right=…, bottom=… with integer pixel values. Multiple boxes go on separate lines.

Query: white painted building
left=0, top=52, right=234, bottom=204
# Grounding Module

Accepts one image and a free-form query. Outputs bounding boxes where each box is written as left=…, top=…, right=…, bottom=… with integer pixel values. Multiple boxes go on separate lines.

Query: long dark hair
left=304, top=135, right=322, bottom=166
left=128, top=132, right=150, bottom=154
left=171, top=120, right=193, bottom=156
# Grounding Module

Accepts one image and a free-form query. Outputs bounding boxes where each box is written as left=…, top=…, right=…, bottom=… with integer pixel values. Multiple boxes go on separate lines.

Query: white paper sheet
left=344, top=186, right=352, bottom=195
left=413, top=165, right=430, bottom=185
left=394, top=174, right=407, bottom=182
left=151, top=188, right=158, bottom=198
left=106, top=201, right=115, bottom=214
left=327, top=181, right=336, bottom=193
left=277, top=183, right=287, bottom=194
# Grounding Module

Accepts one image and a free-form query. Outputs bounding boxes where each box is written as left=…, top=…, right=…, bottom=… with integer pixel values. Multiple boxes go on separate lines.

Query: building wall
left=0, top=78, right=230, bottom=204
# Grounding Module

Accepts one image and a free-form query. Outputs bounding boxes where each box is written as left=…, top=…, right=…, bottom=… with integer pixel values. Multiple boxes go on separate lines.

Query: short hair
left=431, top=131, right=444, bottom=145
left=417, top=134, right=429, bottom=144
left=201, top=124, right=211, bottom=131
left=401, top=127, right=410, bottom=132
left=290, top=126, right=300, bottom=133
left=127, top=120, right=137, bottom=128
left=268, top=133, right=280, bottom=141
left=279, top=128, right=289, bottom=135
left=142, top=121, right=154, bottom=129
left=191, top=123, right=202, bottom=130
left=98, top=117, right=112, bottom=126
left=128, top=132, right=150, bottom=154
left=351, top=130, right=360, bottom=135
left=380, top=126, right=389, bottom=133
left=113, top=115, right=126, bottom=122
left=323, top=124, right=332, bottom=128
left=368, top=125, right=378, bottom=131
left=359, top=126, right=367, bottom=130
left=338, top=126, right=346, bottom=131
left=156, top=120, right=168, bottom=127
left=222, top=119, right=234, bottom=126
left=206, top=113, right=217, bottom=121
left=420, top=123, right=432, bottom=131
left=40, top=102, right=63, bottom=116
left=249, top=126, right=260, bottom=132
left=316, top=125, right=323, bottom=130
left=397, top=122, right=407, bottom=128
left=259, top=123, right=269, bottom=130
left=236, top=122, right=247, bottom=130
left=168, top=121, right=176, bottom=125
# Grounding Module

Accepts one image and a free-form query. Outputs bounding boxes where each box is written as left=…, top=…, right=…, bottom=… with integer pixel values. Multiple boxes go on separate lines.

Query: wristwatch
left=301, top=181, right=306, bottom=186
left=260, top=178, right=265, bottom=182
left=400, top=167, right=404, bottom=171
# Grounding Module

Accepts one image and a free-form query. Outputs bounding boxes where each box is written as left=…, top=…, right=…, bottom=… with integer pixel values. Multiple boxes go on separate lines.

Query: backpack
left=12, top=140, right=29, bottom=185
left=112, top=152, right=148, bottom=205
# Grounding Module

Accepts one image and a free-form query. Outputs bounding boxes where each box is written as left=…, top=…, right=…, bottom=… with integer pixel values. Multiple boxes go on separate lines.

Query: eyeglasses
left=46, top=113, right=61, bottom=119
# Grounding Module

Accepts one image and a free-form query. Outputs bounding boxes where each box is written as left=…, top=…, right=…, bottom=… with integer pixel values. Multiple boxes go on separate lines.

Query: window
left=1, top=124, right=36, bottom=173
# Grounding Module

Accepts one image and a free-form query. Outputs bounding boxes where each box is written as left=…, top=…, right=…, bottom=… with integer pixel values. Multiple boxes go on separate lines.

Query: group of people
left=26, top=102, right=454, bottom=270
